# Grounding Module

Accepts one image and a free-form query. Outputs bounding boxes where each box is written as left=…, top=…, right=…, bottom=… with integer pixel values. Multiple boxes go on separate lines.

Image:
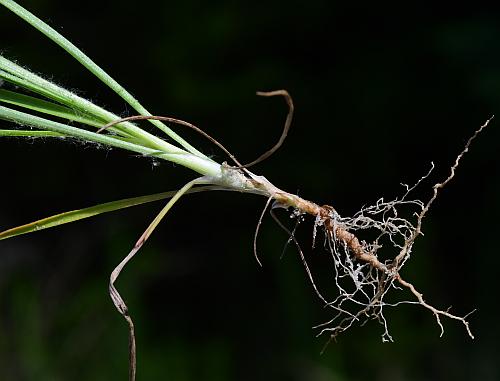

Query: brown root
left=273, top=117, right=492, bottom=343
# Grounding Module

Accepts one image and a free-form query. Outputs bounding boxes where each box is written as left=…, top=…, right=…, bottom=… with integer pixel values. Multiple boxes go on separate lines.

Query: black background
left=1, top=1, right=499, bottom=380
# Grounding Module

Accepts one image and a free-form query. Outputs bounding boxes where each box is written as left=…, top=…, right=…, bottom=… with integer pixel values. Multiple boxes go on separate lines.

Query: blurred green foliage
left=1, top=1, right=499, bottom=380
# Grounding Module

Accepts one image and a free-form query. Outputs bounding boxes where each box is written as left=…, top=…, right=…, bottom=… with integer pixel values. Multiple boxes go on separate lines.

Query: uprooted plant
left=0, top=1, right=490, bottom=380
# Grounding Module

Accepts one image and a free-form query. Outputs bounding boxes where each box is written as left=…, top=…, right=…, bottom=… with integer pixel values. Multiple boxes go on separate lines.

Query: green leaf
left=0, top=186, right=222, bottom=240
left=0, top=129, right=65, bottom=137
left=0, top=62, right=136, bottom=140
left=0, top=0, right=206, bottom=158
left=0, top=57, right=190, bottom=153
left=0, top=88, right=103, bottom=127
left=0, top=105, right=223, bottom=177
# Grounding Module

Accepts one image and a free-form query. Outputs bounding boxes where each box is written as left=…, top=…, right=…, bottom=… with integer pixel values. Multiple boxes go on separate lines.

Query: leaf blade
left=0, top=186, right=222, bottom=240
left=0, top=0, right=205, bottom=157
left=0, top=88, right=103, bottom=127
left=0, top=129, right=65, bottom=137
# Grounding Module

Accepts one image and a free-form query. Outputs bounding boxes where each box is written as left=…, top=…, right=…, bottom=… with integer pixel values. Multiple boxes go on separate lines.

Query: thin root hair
left=266, top=118, right=492, bottom=345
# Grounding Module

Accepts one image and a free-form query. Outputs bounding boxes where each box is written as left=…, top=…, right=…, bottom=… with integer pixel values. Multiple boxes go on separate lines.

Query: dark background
left=1, top=1, right=499, bottom=380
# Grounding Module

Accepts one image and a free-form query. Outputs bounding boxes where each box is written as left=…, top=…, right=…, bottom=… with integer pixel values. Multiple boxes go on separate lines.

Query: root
left=277, top=117, right=492, bottom=343
left=395, top=274, right=475, bottom=339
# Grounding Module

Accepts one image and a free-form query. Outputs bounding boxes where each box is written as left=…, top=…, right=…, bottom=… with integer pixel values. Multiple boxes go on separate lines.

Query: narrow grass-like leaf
left=0, top=89, right=102, bottom=127
left=0, top=58, right=158, bottom=144
left=108, top=176, right=212, bottom=381
left=0, top=129, right=64, bottom=137
left=0, top=57, right=188, bottom=153
left=0, top=0, right=207, bottom=158
left=0, top=105, right=222, bottom=175
left=0, top=105, right=223, bottom=177
left=0, top=66, right=135, bottom=140
left=0, top=185, right=222, bottom=240
left=0, top=128, right=140, bottom=143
